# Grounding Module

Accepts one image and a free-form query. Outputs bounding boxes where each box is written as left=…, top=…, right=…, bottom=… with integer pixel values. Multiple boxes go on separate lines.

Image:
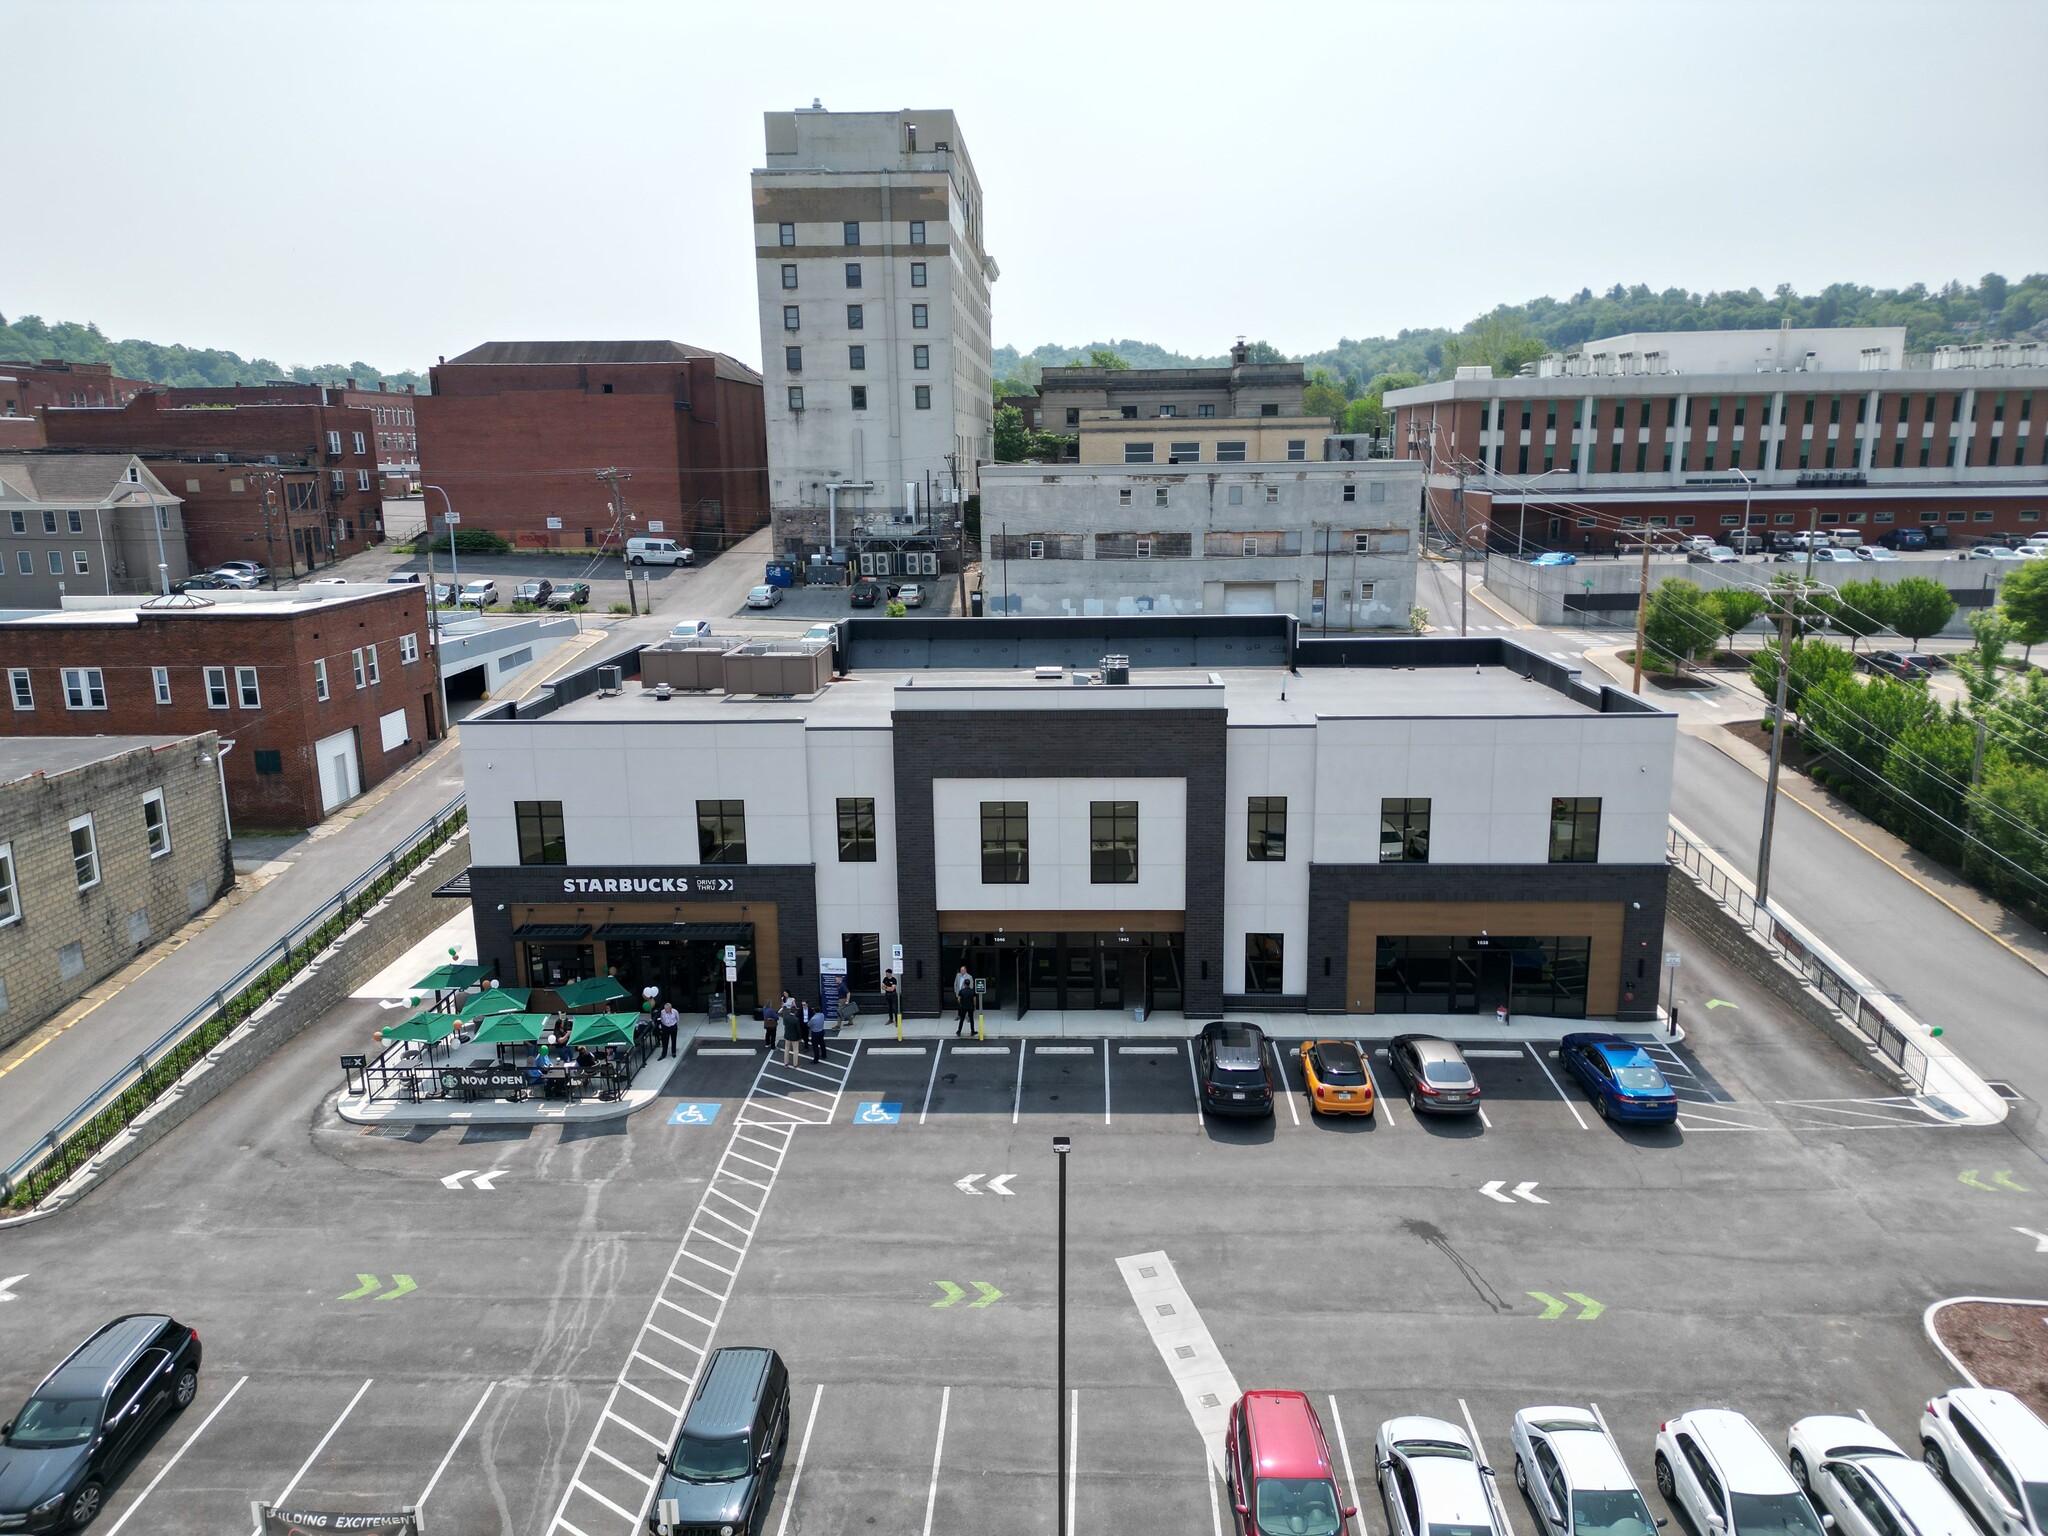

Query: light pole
left=1053, top=1134, right=1071, bottom=1536
left=426, top=483, right=461, bottom=597
left=1726, top=466, right=1754, bottom=555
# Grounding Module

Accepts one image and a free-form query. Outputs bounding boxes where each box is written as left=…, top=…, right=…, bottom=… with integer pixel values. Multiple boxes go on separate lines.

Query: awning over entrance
left=432, top=869, right=472, bottom=899
left=594, top=922, right=752, bottom=943
left=512, top=923, right=591, bottom=941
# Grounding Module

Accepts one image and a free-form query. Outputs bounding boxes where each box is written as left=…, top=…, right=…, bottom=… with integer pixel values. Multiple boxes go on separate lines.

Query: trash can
left=1134, top=1005, right=1146, bottom=1024
left=970, top=590, right=985, bottom=617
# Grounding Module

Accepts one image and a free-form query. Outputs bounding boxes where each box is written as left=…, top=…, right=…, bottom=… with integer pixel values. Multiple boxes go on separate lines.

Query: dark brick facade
left=0, top=359, right=149, bottom=415
left=890, top=706, right=1229, bottom=1017
left=1305, top=862, right=1670, bottom=1021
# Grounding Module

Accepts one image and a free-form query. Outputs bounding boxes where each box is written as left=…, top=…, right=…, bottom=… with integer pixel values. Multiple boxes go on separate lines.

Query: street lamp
left=1726, top=466, right=1755, bottom=555
left=1053, top=1135, right=1071, bottom=1536
left=1498, top=465, right=1571, bottom=559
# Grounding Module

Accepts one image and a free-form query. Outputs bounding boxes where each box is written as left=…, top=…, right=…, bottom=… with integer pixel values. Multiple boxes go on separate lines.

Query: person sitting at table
left=535, top=1046, right=553, bottom=1071
left=575, top=1044, right=596, bottom=1072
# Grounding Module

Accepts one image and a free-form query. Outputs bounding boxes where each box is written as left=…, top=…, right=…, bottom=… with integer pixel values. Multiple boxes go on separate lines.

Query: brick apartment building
left=0, top=359, right=150, bottom=416
left=416, top=341, right=769, bottom=553
left=38, top=386, right=387, bottom=574
left=1388, top=326, right=2048, bottom=554
left=0, top=586, right=439, bottom=830
left=335, top=379, right=421, bottom=496
left=0, top=733, right=234, bottom=1050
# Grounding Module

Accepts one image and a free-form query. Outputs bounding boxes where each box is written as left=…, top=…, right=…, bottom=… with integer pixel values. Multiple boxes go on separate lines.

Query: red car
left=1225, top=1390, right=1356, bottom=1535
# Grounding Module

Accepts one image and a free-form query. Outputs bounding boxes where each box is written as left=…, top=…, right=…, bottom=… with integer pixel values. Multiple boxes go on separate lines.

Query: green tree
left=1705, top=587, right=1767, bottom=652
left=1086, top=348, right=1131, bottom=370
left=1749, top=638, right=1855, bottom=717
left=1886, top=575, right=1957, bottom=646
left=1438, top=313, right=1548, bottom=379
left=1768, top=572, right=1836, bottom=638
left=1965, top=758, right=2048, bottom=908
left=1830, top=578, right=1896, bottom=651
left=1642, top=577, right=1719, bottom=667
left=1985, top=672, right=2048, bottom=772
left=1239, top=340, right=1288, bottom=364
left=1303, top=366, right=1348, bottom=421
left=993, top=404, right=1032, bottom=462
left=1998, top=557, right=2048, bottom=661
left=1882, top=717, right=1977, bottom=863
left=1804, top=674, right=1944, bottom=780
left=1952, top=610, right=2014, bottom=713
left=1340, top=397, right=1385, bottom=436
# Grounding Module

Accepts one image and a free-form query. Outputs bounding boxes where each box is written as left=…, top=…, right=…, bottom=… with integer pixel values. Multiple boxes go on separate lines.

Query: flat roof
left=0, top=589, right=401, bottom=626
left=0, top=734, right=199, bottom=787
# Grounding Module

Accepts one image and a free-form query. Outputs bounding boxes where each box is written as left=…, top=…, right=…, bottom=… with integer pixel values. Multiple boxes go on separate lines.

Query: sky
left=9, top=0, right=2046, bottom=376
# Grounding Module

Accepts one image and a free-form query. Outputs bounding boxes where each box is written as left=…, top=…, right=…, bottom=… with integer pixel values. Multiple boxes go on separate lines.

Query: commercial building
left=455, top=616, right=1673, bottom=1024
left=978, top=458, right=1422, bottom=627
left=0, top=586, right=438, bottom=830
left=335, top=380, right=421, bottom=495
left=753, top=105, right=997, bottom=560
left=1037, top=340, right=1307, bottom=435
left=0, top=454, right=192, bottom=604
left=1387, top=325, right=2048, bottom=553
left=37, top=387, right=386, bottom=572
left=416, top=341, right=768, bottom=552
left=0, top=359, right=150, bottom=416
left=0, top=734, right=233, bottom=1050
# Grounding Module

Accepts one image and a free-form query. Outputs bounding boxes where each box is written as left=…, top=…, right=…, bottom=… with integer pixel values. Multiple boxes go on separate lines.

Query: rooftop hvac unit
left=1034, top=665, right=1063, bottom=681
left=596, top=665, right=623, bottom=696
left=1100, top=654, right=1131, bottom=685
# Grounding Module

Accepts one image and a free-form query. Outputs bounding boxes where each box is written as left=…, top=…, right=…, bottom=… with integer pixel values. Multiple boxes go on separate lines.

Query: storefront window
left=1374, top=934, right=1590, bottom=1017
left=1244, top=933, right=1285, bottom=994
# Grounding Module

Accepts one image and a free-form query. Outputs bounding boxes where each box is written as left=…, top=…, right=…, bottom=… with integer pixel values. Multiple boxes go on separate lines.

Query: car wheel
left=1515, top=1455, right=1529, bottom=1492
left=1596, top=1094, right=1610, bottom=1120
left=65, top=1480, right=104, bottom=1529
left=1789, top=1451, right=1810, bottom=1493
left=173, top=1364, right=198, bottom=1409
left=1410, top=1090, right=1423, bottom=1113
left=1923, top=1441, right=1949, bottom=1482
left=1655, top=1453, right=1676, bottom=1501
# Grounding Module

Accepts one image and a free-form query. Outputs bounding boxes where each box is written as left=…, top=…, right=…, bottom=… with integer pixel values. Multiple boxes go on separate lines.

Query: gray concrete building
left=0, top=734, right=233, bottom=1048
left=0, top=454, right=191, bottom=606
left=1036, top=339, right=1307, bottom=437
left=977, top=458, right=1423, bottom=626
left=753, top=105, right=997, bottom=568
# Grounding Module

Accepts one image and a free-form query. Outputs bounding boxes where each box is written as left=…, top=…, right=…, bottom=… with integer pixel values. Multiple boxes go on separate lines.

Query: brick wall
left=0, top=737, right=234, bottom=1048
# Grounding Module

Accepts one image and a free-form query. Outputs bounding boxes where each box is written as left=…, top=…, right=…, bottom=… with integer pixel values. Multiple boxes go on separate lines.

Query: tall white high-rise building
left=753, top=104, right=997, bottom=560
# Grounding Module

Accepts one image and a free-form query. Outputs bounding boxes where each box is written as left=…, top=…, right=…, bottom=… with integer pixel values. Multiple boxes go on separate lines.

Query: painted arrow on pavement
left=0, top=1274, right=24, bottom=1303
left=1704, top=1000, right=1738, bottom=1010
left=2015, top=1228, right=2048, bottom=1253
left=339, top=1274, right=417, bottom=1302
left=955, top=1174, right=1019, bottom=1196
left=931, top=1280, right=1003, bottom=1308
left=1480, top=1181, right=1548, bottom=1204
left=1527, top=1291, right=1604, bottom=1321
left=441, top=1169, right=478, bottom=1189
left=440, top=1169, right=507, bottom=1191
left=1962, top=1170, right=2031, bottom=1193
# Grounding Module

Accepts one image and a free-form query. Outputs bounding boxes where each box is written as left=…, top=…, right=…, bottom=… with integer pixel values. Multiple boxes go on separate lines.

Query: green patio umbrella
left=413, top=963, right=492, bottom=992
left=568, top=1013, right=638, bottom=1049
left=458, top=987, right=532, bottom=1021
left=553, top=976, right=632, bottom=1010
left=470, top=1012, right=549, bottom=1046
left=381, top=1011, right=458, bottom=1044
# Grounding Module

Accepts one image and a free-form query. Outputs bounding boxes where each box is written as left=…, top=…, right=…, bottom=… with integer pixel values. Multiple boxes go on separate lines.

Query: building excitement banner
left=254, top=1504, right=422, bottom=1534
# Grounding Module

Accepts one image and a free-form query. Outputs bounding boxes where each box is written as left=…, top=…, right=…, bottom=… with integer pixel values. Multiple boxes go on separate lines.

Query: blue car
left=1558, top=1033, right=1679, bottom=1123
left=1529, top=551, right=1577, bottom=567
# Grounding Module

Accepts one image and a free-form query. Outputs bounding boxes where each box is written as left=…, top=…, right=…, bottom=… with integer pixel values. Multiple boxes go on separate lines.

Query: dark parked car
left=170, top=573, right=232, bottom=593
left=1859, top=650, right=1931, bottom=681
left=651, top=1347, right=789, bottom=1536
left=1195, top=1021, right=1275, bottom=1118
left=514, top=578, right=554, bottom=606
left=384, top=571, right=422, bottom=585
left=849, top=579, right=885, bottom=609
left=1385, top=1035, right=1483, bottom=1115
left=1558, top=1032, right=1679, bottom=1123
left=1881, top=527, right=1930, bottom=551
left=0, top=1314, right=202, bottom=1531
left=546, top=581, right=590, bottom=610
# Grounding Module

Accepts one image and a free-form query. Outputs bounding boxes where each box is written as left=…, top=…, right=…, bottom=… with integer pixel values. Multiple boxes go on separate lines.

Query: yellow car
left=1299, top=1040, right=1376, bottom=1116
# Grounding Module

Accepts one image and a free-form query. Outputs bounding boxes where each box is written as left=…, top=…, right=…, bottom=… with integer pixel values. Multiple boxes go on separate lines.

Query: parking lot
left=0, top=932, right=2038, bottom=1534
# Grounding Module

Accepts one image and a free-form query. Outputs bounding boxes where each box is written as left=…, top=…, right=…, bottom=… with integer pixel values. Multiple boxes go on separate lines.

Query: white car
left=1377, top=1416, right=1507, bottom=1536
left=1655, top=1409, right=1825, bottom=1536
left=803, top=623, right=837, bottom=644
left=899, top=583, right=925, bottom=608
left=1811, top=548, right=1862, bottom=563
left=669, top=619, right=714, bottom=641
left=1511, top=1406, right=1661, bottom=1536
left=1696, top=546, right=1741, bottom=564
left=1920, top=1388, right=2048, bottom=1536
left=209, top=567, right=262, bottom=589
left=457, top=579, right=499, bottom=606
left=745, top=584, right=782, bottom=609
left=1853, top=546, right=1900, bottom=561
left=217, top=559, right=268, bottom=579
left=306, top=576, right=351, bottom=586
left=1968, top=545, right=2022, bottom=560
left=1787, top=1415, right=1975, bottom=1536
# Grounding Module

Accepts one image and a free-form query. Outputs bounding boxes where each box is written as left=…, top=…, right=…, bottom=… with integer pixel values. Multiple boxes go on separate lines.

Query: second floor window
left=911, top=303, right=929, bottom=328
left=1380, top=798, right=1431, bottom=863
left=914, top=385, right=931, bottom=410
left=205, top=666, right=230, bottom=709
left=845, top=262, right=862, bottom=288
left=847, top=304, right=864, bottom=329
left=236, top=666, right=261, bottom=707
left=913, top=345, right=929, bottom=370
left=1247, top=796, right=1287, bottom=860
left=516, top=800, right=567, bottom=865
left=849, top=345, right=866, bottom=370
left=1549, top=797, right=1601, bottom=863
left=980, top=801, right=1029, bottom=883
left=778, top=221, right=795, bottom=246
left=843, top=220, right=860, bottom=245
left=781, top=263, right=798, bottom=289
left=1090, top=801, right=1138, bottom=883
left=62, top=667, right=106, bottom=710
left=837, top=797, right=877, bottom=862
left=783, top=305, right=800, bottom=331
left=697, top=800, right=747, bottom=865
left=786, top=345, right=802, bottom=373
left=910, top=261, right=927, bottom=287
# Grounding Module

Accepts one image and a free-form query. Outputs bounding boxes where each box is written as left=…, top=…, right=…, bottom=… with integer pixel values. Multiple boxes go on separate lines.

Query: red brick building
left=0, top=587, right=438, bottom=830
left=336, top=380, right=421, bottom=496
left=1389, top=330, right=2048, bottom=553
left=0, top=359, right=150, bottom=416
left=417, top=341, right=768, bottom=552
left=37, top=387, right=386, bottom=574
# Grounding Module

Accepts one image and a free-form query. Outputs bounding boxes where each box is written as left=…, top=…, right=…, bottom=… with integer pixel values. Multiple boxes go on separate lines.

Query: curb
left=1922, top=1296, right=2048, bottom=1386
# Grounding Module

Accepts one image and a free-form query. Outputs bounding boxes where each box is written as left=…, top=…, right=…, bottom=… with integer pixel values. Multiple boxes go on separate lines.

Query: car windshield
left=2025, top=1484, right=2048, bottom=1533
left=8, top=1395, right=101, bottom=1448
left=1730, top=1491, right=1826, bottom=1536
left=1313, top=1045, right=1366, bottom=1084
left=671, top=1431, right=751, bottom=1482
left=1399, top=1440, right=1475, bottom=1460
left=1572, top=1489, right=1658, bottom=1536
left=1256, top=1476, right=1344, bottom=1536
left=1429, top=1525, right=1497, bottom=1536
left=1421, top=1059, right=1473, bottom=1086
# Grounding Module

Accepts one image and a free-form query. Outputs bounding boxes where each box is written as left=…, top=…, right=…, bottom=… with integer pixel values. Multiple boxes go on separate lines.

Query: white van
left=626, top=537, right=694, bottom=568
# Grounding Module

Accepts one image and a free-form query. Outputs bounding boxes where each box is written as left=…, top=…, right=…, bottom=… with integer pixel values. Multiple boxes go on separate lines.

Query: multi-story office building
left=753, top=105, right=997, bottom=560
left=1388, top=325, right=2048, bottom=552
left=0, top=454, right=192, bottom=604
left=456, top=616, right=1673, bottom=1023
left=1037, top=340, right=1307, bottom=435
left=978, top=458, right=1421, bottom=628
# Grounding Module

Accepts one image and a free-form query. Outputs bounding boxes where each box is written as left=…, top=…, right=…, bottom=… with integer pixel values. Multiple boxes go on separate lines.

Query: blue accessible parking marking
left=669, top=1102, right=723, bottom=1125
left=854, top=1101, right=903, bottom=1125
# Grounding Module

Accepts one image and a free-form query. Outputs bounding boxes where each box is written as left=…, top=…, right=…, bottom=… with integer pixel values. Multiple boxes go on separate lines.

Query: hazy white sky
left=10, top=0, right=2045, bottom=374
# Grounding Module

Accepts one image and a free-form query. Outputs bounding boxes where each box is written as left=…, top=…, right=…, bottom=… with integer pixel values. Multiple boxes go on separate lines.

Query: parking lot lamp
left=1054, top=1135, right=1071, bottom=1536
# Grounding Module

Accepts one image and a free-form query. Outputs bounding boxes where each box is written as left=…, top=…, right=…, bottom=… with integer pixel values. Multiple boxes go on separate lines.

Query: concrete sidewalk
left=793, top=1007, right=1676, bottom=1045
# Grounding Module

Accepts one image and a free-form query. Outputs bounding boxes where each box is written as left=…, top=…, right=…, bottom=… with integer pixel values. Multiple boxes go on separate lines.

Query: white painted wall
left=1222, top=727, right=1317, bottom=994
left=805, top=727, right=901, bottom=964
left=931, top=777, right=1186, bottom=915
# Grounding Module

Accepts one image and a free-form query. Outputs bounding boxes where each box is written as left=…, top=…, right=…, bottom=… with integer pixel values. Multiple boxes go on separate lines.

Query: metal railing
left=3, top=794, right=469, bottom=1203
left=1666, top=822, right=1930, bottom=1089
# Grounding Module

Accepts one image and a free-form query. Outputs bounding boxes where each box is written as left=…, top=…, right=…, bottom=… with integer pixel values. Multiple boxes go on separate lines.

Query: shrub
left=417, top=528, right=513, bottom=555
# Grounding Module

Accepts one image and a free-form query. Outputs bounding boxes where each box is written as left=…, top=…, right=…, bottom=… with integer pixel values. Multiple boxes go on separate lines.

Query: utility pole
left=1321, top=522, right=1333, bottom=635
left=596, top=467, right=636, bottom=616
left=259, top=473, right=283, bottom=588
left=1756, top=579, right=1800, bottom=909
left=1631, top=528, right=1654, bottom=694
left=1455, top=479, right=1470, bottom=637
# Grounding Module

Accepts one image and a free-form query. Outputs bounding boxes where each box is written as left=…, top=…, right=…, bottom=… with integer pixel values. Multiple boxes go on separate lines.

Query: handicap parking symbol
left=669, top=1102, right=722, bottom=1125
left=854, top=1101, right=902, bottom=1126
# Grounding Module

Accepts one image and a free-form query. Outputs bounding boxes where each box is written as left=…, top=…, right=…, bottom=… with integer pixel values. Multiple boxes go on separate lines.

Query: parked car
left=1530, top=552, right=1578, bottom=567
left=1860, top=651, right=1932, bottom=681
left=1377, top=1416, right=1504, bottom=1536
left=385, top=570, right=422, bottom=585
left=430, top=582, right=457, bottom=605
left=514, top=578, right=554, bottom=606
left=669, top=619, right=714, bottom=641
left=1655, top=1409, right=1826, bottom=1536
left=1919, top=1388, right=2048, bottom=1536
left=1225, top=1391, right=1356, bottom=1536
left=1904, top=652, right=1950, bottom=672
left=1787, top=1414, right=1976, bottom=1536
left=1968, top=545, right=2021, bottom=560
left=1385, top=1035, right=1482, bottom=1115
left=216, top=560, right=267, bottom=579
left=850, top=579, right=884, bottom=608
left=898, top=583, right=925, bottom=608
left=457, top=578, right=499, bottom=606
left=171, top=573, right=233, bottom=593
left=546, top=581, right=590, bottom=609
left=209, top=566, right=262, bottom=588
left=1681, top=534, right=1718, bottom=553
left=745, top=584, right=783, bottom=609
left=625, top=536, right=693, bottom=567
left=1558, top=1033, right=1679, bottom=1123
left=1726, top=532, right=1767, bottom=553
left=1688, top=545, right=1741, bottom=564
left=1812, top=547, right=1862, bottom=563
left=1195, top=1021, right=1275, bottom=1118
left=803, top=623, right=838, bottom=645
left=0, top=1313, right=202, bottom=1531
left=1883, top=528, right=1931, bottom=551
left=305, top=576, right=351, bottom=586
left=653, top=1347, right=790, bottom=1536
left=1298, top=1039, right=1375, bottom=1116
left=1511, top=1406, right=1662, bottom=1536
left=1854, top=546, right=1900, bottom=561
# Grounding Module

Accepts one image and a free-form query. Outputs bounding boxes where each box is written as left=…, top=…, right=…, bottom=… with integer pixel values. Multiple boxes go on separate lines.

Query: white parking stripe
left=105, top=1374, right=248, bottom=1535
left=1208, top=1459, right=1225, bottom=1536
left=1328, top=1396, right=1361, bottom=1511
left=1068, top=1388, right=1081, bottom=1533
left=1120, top=1044, right=1179, bottom=1054
left=1187, top=1040, right=1206, bottom=1128
left=1117, top=1250, right=1241, bottom=1469
left=274, top=1377, right=373, bottom=1508
left=1357, top=1042, right=1396, bottom=1127
left=921, top=1386, right=951, bottom=1536
left=773, top=1385, right=824, bottom=1536
left=1271, top=1039, right=1301, bottom=1126
left=1014, top=1043, right=1028, bottom=1124
left=417, top=1381, right=496, bottom=1515
left=1458, top=1397, right=1516, bottom=1536
left=919, top=1040, right=946, bottom=1125
left=1525, top=1041, right=1590, bottom=1130
left=868, top=1046, right=926, bottom=1055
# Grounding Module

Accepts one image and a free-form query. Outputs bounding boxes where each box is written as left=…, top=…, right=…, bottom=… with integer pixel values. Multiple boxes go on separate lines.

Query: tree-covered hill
left=0, top=311, right=428, bottom=393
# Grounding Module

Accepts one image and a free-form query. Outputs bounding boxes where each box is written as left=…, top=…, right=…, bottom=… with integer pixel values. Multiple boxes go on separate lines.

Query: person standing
left=761, top=999, right=777, bottom=1054
left=881, top=968, right=899, bottom=1027
left=807, top=999, right=829, bottom=1064
left=779, top=993, right=802, bottom=1067
left=954, top=963, right=974, bottom=1037
left=659, top=1000, right=681, bottom=1060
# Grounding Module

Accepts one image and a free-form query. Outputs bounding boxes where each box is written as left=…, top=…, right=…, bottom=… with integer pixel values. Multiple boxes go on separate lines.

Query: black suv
left=0, top=1314, right=202, bottom=1530
left=651, top=1347, right=789, bottom=1535
left=1195, top=1022, right=1275, bottom=1118
left=1859, top=650, right=1931, bottom=681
